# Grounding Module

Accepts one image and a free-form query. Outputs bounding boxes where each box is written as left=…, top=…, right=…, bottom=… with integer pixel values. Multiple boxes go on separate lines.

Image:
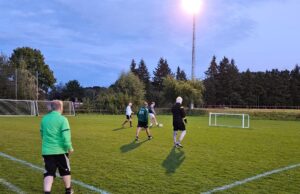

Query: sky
left=0, top=0, right=299, bottom=87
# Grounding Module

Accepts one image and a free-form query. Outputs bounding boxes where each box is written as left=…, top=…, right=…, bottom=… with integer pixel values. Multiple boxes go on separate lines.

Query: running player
left=135, top=101, right=153, bottom=141
left=122, top=102, right=133, bottom=127
left=171, top=96, right=187, bottom=148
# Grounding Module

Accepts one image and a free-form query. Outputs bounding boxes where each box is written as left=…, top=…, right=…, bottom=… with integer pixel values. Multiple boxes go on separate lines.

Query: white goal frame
left=0, top=99, right=36, bottom=116
left=36, top=100, right=75, bottom=116
left=0, top=99, right=75, bottom=116
left=209, top=112, right=250, bottom=128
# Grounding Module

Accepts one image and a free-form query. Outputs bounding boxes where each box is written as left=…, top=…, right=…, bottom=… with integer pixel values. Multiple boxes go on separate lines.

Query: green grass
left=0, top=115, right=300, bottom=194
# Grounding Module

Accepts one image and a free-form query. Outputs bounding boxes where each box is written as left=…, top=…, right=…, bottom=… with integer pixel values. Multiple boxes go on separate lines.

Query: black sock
left=65, top=187, right=72, bottom=194
left=45, top=192, right=51, bottom=194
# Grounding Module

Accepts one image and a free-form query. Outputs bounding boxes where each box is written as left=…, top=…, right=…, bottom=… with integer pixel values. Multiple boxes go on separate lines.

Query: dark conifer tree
left=240, top=69, right=256, bottom=106
left=130, top=59, right=138, bottom=76
left=204, top=56, right=218, bottom=105
left=290, top=65, right=300, bottom=106
left=252, top=72, right=268, bottom=106
left=136, top=59, right=150, bottom=85
left=215, top=57, right=242, bottom=105
left=153, top=58, right=173, bottom=91
left=176, top=66, right=187, bottom=81
left=136, top=59, right=152, bottom=101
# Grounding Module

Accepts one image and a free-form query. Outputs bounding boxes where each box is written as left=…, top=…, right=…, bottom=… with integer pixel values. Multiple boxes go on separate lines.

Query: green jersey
left=40, top=111, right=73, bottom=155
left=137, top=106, right=149, bottom=123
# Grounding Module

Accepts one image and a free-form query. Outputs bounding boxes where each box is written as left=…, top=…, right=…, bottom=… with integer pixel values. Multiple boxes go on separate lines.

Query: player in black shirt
left=171, top=96, right=187, bottom=148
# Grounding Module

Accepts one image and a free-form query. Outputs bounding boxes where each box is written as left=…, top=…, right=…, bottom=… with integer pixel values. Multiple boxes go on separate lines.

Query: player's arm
left=145, top=108, right=149, bottom=122
left=180, top=106, right=187, bottom=124
left=61, top=118, right=74, bottom=153
left=40, top=123, right=43, bottom=138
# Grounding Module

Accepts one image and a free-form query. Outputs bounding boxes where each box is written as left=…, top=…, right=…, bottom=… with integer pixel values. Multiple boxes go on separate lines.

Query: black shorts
left=43, top=154, right=71, bottom=177
left=137, top=121, right=148, bottom=128
left=126, top=115, right=132, bottom=120
left=173, top=122, right=186, bottom=131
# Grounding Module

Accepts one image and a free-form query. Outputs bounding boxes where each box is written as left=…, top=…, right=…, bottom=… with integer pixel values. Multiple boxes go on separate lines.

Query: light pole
left=181, top=0, right=202, bottom=109
left=191, top=13, right=196, bottom=81
left=190, top=13, right=196, bottom=109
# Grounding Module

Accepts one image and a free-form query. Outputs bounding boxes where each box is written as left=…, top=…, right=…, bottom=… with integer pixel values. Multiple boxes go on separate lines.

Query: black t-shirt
left=171, top=103, right=186, bottom=124
left=148, top=106, right=153, bottom=114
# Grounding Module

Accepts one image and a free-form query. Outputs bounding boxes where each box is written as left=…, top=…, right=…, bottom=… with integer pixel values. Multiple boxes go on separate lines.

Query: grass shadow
left=162, top=147, right=185, bottom=175
left=120, top=139, right=147, bottom=153
left=113, top=127, right=125, bottom=131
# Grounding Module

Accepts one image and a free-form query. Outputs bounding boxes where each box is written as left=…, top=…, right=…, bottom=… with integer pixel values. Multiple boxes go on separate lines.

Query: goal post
left=209, top=112, right=250, bottom=128
left=0, top=99, right=75, bottom=116
left=36, top=100, right=75, bottom=116
left=0, top=99, right=36, bottom=116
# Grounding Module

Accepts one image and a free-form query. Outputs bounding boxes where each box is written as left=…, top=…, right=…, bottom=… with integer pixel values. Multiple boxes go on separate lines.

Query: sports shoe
left=135, top=137, right=139, bottom=142
left=177, top=143, right=183, bottom=148
left=65, top=188, right=74, bottom=194
left=148, top=136, right=153, bottom=140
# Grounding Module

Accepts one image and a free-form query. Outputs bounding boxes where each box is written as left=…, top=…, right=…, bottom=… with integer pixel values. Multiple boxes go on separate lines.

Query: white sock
left=173, top=131, right=177, bottom=144
left=179, top=130, right=186, bottom=143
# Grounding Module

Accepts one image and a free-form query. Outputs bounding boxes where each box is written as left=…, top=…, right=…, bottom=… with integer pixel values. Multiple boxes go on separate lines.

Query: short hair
left=176, top=96, right=183, bottom=104
left=51, top=100, right=63, bottom=111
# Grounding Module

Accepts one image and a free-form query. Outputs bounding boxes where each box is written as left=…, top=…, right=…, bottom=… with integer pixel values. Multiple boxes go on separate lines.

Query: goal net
left=0, top=99, right=36, bottom=116
left=36, top=100, right=75, bottom=116
left=0, top=99, right=75, bottom=116
left=209, top=112, right=250, bottom=128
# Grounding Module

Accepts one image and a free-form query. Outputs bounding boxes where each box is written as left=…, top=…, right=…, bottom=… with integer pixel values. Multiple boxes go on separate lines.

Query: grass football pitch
left=0, top=115, right=300, bottom=194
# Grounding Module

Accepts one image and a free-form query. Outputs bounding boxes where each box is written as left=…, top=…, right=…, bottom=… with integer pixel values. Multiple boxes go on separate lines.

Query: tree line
left=1, top=47, right=299, bottom=112
left=60, top=58, right=203, bottom=113
left=204, top=56, right=300, bottom=107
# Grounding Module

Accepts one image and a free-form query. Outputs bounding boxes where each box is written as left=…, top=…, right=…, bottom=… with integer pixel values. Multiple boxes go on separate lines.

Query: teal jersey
left=40, top=111, right=73, bottom=155
left=137, top=107, right=149, bottom=123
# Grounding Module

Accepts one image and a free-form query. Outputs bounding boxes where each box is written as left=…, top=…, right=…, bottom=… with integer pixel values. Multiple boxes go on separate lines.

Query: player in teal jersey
left=135, top=101, right=153, bottom=141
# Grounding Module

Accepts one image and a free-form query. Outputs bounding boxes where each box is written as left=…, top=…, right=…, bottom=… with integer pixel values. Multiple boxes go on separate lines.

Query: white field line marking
left=201, top=163, right=300, bottom=194
left=0, top=178, right=25, bottom=194
left=0, top=152, right=109, bottom=194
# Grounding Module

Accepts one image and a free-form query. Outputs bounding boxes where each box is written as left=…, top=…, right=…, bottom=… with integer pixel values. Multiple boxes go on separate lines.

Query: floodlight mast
left=182, top=0, right=202, bottom=109
left=190, top=14, right=196, bottom=109
left=191, top=14, right=196, bottom=81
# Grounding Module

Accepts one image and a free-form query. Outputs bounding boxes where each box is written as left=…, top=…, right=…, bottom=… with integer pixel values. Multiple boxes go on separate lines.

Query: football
left=158, top=123, right=163, bottom=127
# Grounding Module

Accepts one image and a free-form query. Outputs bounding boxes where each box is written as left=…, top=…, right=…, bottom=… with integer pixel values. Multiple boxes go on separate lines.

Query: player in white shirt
left=122, top=102, right=133, bottom=127
left=149, top=102, right=159, bottom=128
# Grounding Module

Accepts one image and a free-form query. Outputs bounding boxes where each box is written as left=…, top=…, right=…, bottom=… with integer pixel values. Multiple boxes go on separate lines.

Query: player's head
left=51, top=100, right=63, bottom=113
left=144, top=101, right=148, bottom=107
left=151, top=102, right=155, bottom=106
left=176, top=96, right=183, bottom=104
left=129, top=102, right=132, bottom=106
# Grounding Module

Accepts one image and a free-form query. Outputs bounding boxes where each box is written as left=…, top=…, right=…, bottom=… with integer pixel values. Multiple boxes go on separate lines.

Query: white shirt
left=126, top=105, right=132, bottom=116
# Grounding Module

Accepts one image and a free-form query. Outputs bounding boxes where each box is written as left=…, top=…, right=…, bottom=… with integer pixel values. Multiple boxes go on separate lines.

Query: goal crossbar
left=209, top=112, right=250, bottom=128
left=0, top=99, right=75, bottom=116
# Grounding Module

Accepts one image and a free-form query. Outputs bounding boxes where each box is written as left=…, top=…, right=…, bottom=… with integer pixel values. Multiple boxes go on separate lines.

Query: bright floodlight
left=181, top=0, right=203, bottom=14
